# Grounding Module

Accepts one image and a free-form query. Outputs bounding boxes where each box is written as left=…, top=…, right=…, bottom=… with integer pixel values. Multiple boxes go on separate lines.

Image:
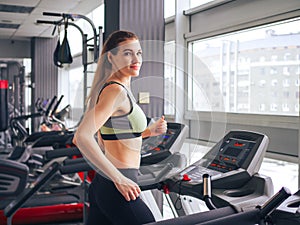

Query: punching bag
left=0, top=80, right=8, bottom=131
left=58, top=27, right=73, bottom=64
left=53, top=39, right=63, bottom=68
left=53, top=25, right=63, bottom=68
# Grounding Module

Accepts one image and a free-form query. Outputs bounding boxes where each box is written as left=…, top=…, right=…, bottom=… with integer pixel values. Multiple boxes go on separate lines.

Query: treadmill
left=162, top=130, right=273, bottom=209
left=0, top=122, right=189, bottom=225
left=144, top=130, right=277, bottom=225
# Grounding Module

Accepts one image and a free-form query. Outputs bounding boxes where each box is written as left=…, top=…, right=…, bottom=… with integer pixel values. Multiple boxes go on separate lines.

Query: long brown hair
left=86, top=30, right=139, bottom=110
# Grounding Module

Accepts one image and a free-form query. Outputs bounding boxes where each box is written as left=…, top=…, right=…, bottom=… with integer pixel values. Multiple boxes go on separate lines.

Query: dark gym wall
left=104, top=0, right=120, bottom=41
left=0, top=39, right=30, bottom=58
left=31, top=37, right=58, bottom=130
left=104, top=0, right=165, bottom=118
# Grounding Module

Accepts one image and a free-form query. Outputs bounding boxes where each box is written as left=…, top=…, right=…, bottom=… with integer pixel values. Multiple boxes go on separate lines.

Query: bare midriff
left=103, top=137, right=142, bottom=169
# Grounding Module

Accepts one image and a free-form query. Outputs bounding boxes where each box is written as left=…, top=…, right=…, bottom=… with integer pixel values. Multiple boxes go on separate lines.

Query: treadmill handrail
left=138, top=163, right=174, bottom=188
left=45, top=146, right=81, bottom=160
left=60, top=158, right=92, bottom=174
left=144, top=187, right=291, bottom=225
left=197, top=188, right=291, bottom=225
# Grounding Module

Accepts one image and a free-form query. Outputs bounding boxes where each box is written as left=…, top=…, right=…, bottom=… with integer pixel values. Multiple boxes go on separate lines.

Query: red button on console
left=182, top=174, right=191, bottom=181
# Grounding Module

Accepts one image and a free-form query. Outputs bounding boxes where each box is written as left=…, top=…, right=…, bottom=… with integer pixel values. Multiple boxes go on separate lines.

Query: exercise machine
left=145, top=178, right=291, bottom=225
left=162, top=130, right=271, bottom=207
left=0, top=159, right=84, bottom=225
left=0, top=121, right=189, bottom=224
left=0, top=154, right=187, bottom=224
left=143, top=130, right=293, bottom=225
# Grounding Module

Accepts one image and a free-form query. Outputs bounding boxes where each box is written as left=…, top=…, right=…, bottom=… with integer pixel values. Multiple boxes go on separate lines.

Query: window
left=68, top=67, right=84, bottom=120
left=23, top=58, right=32, bottom=115
left=164, top=0, right=175, bottom=18
left=67, top=4, right=104, bottom=55
left=270, top=67, right=278, bottom=75
left=283, top=67, right=290, bottom=76
left=296, top=66, right=300, bottom=75
left=164, top=41, right=176, bottom=115
left=164, top=0, right=227, bottom=18
left=271, top=79, right=278, bottom=86
left=189, top=0, right=214, bottom=8
left=282, top=103, right=290, bottom=112
left=188, top=18, right=300, bottom=116
left=284, top=53, right=291, bottom=61
left=259, top=104, right=265, bottom=112
left=283, top=79, right=290, bottom=87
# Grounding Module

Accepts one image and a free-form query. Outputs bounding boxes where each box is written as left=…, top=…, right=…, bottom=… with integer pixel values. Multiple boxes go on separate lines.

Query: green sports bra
left=99, top=81, right=147, bottom=140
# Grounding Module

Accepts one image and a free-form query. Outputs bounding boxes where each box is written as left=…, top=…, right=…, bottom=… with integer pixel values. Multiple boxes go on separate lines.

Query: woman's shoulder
left=100, top=82, right=127, bottom=100
left=103, top=82, right=125, bottom=93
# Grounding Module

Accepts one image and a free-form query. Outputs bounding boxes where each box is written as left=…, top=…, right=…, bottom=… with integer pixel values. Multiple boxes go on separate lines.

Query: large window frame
left=183, top=0, right=300, bottom=130
left=186, top=17, right=300, bottom=129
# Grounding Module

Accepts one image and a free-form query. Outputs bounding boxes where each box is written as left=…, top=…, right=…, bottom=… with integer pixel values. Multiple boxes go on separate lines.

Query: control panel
left=141, top=122, right=188, bottom=165
left=207, top=137, right=256, bottom=173
left=165, top=130, right=269, bottom=196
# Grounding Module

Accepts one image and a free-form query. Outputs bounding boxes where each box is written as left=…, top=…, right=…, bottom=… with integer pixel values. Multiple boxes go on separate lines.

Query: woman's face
left=108, top=39, right=142, bottom=77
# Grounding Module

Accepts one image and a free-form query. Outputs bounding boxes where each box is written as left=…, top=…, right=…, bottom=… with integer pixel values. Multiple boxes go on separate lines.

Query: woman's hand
left=114, top=177, right=141, bottom=201
left=147, top=115, right=167, bottom=136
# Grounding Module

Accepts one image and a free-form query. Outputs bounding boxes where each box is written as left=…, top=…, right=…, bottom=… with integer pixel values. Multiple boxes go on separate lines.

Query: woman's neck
left=108, top=73, right=131, bottom=88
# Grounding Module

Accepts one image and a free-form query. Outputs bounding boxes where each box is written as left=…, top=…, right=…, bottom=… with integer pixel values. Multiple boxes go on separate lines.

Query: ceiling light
left=0, top=23, right=20, bottom=29
left=1, top=19, right=12, bottom=23
left=0, top=4, right=34, bottom=13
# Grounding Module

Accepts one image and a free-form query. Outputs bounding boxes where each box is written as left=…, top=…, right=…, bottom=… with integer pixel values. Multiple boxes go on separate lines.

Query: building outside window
left=188, top=18, right=300, bottom=116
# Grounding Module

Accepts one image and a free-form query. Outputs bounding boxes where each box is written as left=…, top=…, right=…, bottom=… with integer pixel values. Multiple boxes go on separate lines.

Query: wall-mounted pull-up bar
left=37, top=20, right=87, bottom=66
left=36, top=12, right=103, bottom=111
left=42, top=12, right=101, bottom=62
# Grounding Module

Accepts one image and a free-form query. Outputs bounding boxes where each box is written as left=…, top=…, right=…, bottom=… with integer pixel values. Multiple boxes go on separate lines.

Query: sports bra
left=99, top=81, right=147, bottom=140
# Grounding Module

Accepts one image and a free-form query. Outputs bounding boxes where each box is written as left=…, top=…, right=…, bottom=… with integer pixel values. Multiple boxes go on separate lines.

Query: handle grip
left=45, top=96, right=57, bottom=116
left=203, top=173, right=217, bottom=210
left=51, top=95, right=64, bottom=116
left=36, top=20, right=58, bottom=25
left=155, top=163, right=173, bottom=182
left=259, top=187, right=291, bottom=218
left=203, top=173, right=212, bottom=198
left=43, top=12, right=62, bottom=17
left=60, top=160, right=92, bottom=174
left=45, top=147, right=81, bottom=160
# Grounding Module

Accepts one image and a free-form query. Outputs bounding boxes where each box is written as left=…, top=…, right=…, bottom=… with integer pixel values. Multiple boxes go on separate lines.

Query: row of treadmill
left=0, top=119, right=299, bottom=225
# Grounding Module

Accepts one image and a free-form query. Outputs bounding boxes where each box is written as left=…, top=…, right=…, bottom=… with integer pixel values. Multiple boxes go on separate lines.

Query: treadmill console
left=207, top=137, right=256, bottom=173
left=166, top=130, right=269, bottom=193
left=141, top=122, right=188, bottom=165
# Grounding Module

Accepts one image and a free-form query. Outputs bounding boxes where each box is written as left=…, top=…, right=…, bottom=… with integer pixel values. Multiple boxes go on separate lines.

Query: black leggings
left=87, top=169, right=156, bottom=225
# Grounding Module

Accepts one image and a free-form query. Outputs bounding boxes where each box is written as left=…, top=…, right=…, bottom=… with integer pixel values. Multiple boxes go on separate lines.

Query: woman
left=73, top=30, right=167, bottom=225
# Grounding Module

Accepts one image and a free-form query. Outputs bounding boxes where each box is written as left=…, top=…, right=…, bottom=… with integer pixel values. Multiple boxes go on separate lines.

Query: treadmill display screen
left=207, top=138, right=256, bottom=172
left=141, top=128, right=177, bottom=152
left=224, top=147, right=242, bottom=157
